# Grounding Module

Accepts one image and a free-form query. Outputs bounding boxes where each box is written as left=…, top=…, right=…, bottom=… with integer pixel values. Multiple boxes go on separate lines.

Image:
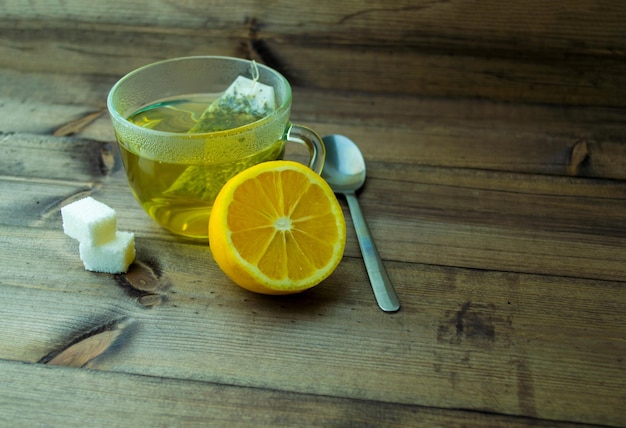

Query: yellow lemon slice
left=209, top=160, right=346, bottom=295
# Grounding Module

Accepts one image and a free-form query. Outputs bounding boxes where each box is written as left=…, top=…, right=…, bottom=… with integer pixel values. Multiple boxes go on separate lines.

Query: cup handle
left=286, top=124, right=326, bottom=175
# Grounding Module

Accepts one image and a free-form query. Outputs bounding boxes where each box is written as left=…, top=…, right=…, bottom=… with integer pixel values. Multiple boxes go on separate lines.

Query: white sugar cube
left=79, top=231, right=135, bottom=274
left=61, top=197, right=116, bottom=246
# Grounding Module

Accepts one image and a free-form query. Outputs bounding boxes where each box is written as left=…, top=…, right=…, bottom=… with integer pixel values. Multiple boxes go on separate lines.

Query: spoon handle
left=345, top=192, right=400, bottom=312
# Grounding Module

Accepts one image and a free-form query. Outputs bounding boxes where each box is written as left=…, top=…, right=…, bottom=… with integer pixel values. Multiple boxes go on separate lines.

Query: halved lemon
left=209, top=160, right=346, bottom=294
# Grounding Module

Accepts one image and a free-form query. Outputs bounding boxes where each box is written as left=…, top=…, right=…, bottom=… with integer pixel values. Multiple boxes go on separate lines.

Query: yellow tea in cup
left=107, top=56, right=324, bottom=240
left=121, top=94, right=284, bottom=238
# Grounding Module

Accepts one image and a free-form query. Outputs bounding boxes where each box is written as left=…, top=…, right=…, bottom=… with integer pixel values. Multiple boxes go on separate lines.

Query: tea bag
left=167, top=62, right=277, bottom=202
left=189, top=62, right=276, bottom=133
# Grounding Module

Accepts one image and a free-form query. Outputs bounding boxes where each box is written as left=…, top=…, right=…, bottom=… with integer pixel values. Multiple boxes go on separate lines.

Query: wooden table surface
left=1, top=1, right=626, bottom=427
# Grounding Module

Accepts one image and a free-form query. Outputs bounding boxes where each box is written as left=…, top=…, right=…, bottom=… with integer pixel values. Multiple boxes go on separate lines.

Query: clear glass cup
left=107, top=56, right=325, bottom=240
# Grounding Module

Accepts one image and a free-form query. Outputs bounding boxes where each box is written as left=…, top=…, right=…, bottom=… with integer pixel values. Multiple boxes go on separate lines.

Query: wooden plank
left=0, top=133, right=116, bottom=182
left=0, top=360, right=583, bottom=427
left=8, top=111, right=626, bottom=181
left=1, top=0, right=625, bottom=105
left=266, top=42, right=626, bottom=106
left=3, top=69, right=626, bottom=180
left=3, top=0, right=625, bottom=55
left=3, top=130, right=626, bottom=281
left=2, top=4, right=625, bottom=424
left=0, top=226, right=624, bottom=426
left=1, top=27, right=623, bottom=107
left=3, top=168, right=626, bottom=282
left=0, top=25, right=239, bottom=77
left=1, top=129, right=625, bottom=424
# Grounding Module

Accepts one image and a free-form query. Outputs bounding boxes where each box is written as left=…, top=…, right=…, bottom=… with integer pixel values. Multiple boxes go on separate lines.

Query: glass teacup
left=107, top=56, right=324, bottom=240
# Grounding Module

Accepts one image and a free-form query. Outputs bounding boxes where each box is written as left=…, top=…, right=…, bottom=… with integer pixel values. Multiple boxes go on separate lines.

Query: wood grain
left=1, top=359, right=587, bottom=427
left=1, top=0, right=625, bottom=106
left=3, top=133, right=626, bottom=282
left=1, top=224, right=624, bottom=426
left=3, top=69, right=626, bottom=181
left=1, top=2, right=626, bottom=425
left=1, top=129, right=625, bottom=425
left=3, top=0, right=625, bottom=55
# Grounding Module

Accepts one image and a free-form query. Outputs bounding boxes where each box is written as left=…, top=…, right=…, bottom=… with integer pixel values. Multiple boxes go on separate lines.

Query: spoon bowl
left=322, top=135, right=366, bottom=193
left=321, top=134, right=400, bottom=312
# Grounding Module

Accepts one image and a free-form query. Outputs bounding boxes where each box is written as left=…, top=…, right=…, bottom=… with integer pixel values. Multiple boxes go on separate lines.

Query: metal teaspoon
left=321, top=134, right=400, bottom=312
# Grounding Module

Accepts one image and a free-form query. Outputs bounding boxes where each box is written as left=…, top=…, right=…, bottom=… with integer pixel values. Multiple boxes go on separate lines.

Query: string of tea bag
left=189, top=61, right=276, bottom=133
